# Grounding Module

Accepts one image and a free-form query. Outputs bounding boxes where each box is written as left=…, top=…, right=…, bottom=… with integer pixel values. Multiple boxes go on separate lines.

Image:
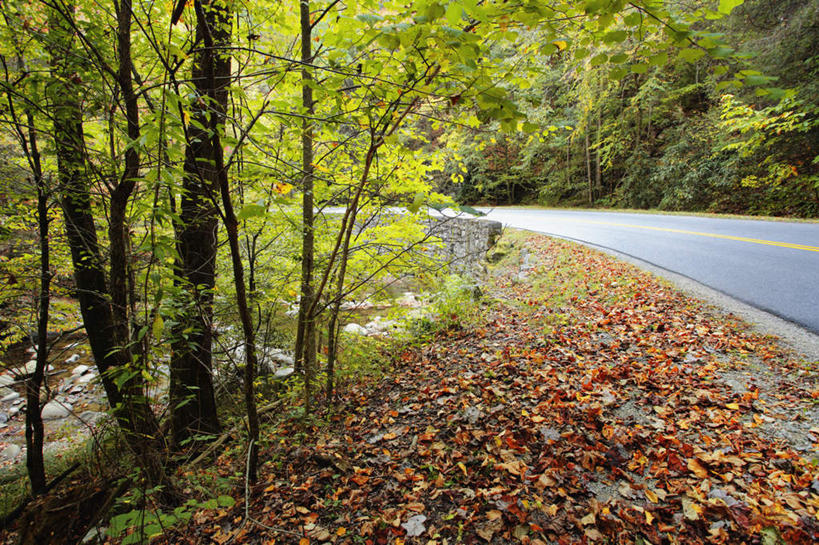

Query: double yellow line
left=581, top=220, right=819, bottom=253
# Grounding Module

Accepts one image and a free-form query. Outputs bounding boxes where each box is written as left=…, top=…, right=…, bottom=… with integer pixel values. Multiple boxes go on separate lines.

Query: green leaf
left=574, top=47, right=590, bottom=60
left=539, top=43, right=558, bottom=56
left=649, top=52, right=668, bottom=66
left=603, top=30, right=628, bottom=44
left=679, top=48, right=706, bottom=63
left=152, top=313, right=164, bottom=339
left=237, top=202, right=266, bottom=221
left=445, top=4, right=462, bottom=25
left=631, top=63, right=648, bottom=74
left=590, top=53, right=608, bottom=66
left=407, top=192, right=425, bottom=214
left=608, top=67, right=628, bottom=80
left=718, top=0, right=744, bottom=15
left=356, top=14, right=383, bottom=25
left=217, top=495, right=236, bottom=508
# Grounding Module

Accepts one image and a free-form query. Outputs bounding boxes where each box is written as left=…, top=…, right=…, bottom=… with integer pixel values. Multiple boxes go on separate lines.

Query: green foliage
left=435, top=0, right=819, bottom=217
left=108, top=494, right=235, bottom=545
left=413, top=275, right=482, bottom=334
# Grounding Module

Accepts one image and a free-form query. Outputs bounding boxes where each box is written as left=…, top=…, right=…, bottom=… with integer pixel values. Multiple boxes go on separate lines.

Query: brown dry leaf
left=580, top=512, right=596, bottom=526
left=682, top=498, right=701, bottom=521
left=486, top=509, right=503, bottom=521
left=535, top=473, right=557, bottom=490
left=687, top=458, right=709, bottom=479
left=584, top=528, right=604, bottom=541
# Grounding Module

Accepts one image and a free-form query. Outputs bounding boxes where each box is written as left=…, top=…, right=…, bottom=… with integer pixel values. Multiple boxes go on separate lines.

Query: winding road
left=477, top=208, right=819, bottom=336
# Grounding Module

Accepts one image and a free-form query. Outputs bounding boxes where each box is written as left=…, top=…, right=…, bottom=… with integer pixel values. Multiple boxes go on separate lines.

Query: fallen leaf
left=687, top=458, right=709, bottom=479
left=401, top=514, right=427, bottom=537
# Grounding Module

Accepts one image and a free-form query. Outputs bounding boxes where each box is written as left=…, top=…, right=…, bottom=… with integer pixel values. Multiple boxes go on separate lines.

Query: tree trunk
left=25, top=109, right=48, bottom=497
left=585, top=127, right=592, bottom=204
left=47, top=0, right=165, bottom=485
left=595, top=109, right=602, bottom=197
left=170, top=0, right=231, bottom=447
left=295, top=0, right=316, bottom=413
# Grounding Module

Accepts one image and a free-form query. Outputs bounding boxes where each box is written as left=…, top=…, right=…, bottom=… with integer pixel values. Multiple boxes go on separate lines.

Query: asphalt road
left=477, top=208, right=819, bottom=335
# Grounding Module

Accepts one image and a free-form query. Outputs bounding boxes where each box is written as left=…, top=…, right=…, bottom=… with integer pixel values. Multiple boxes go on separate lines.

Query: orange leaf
left=687, top=458, right=709, bottom=479
left=299, top=539, right=309, bottom=545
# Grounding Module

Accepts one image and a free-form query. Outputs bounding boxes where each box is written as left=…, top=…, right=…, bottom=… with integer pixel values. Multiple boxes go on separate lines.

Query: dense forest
left=0, top=0, right=816, bottom=543
left=437, top=0, right=819, bottom=217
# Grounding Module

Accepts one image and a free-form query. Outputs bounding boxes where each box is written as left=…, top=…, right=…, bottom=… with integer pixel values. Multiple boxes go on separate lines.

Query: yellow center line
left=578, top=220, right=819, bottom=253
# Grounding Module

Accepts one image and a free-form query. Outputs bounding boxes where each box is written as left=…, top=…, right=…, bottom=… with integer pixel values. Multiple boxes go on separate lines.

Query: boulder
left=342, top=323, right=368, bottom=336
left=1, top=391, right=20, bottom=403
left=268, top=349, right=294, bottom=367
left=274, top=367, right=295, bottom=379
left=41, top=401, right=71, bottom=420
left=1, top=443, right=21, bottom=460
left=65, top=354, right=81, bottom=365
left=72, top=364, right=90, bottom=376
left=0, top=374, right=14, bottom=389
left=75, top=373, right=95, bottom=385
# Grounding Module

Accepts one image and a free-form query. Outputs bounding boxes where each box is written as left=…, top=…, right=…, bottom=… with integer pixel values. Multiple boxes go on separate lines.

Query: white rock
left=75, top=373, right=95, bottom=384
left=341, top=299, right=373, bottom=311
left=396, top=292, right=422, bottom=308
left=65, top=354, right=81, bottom=365
left=1, top=391, right=20, bottom=403
left=81, top=526, right=106, bottom=544
left=41, top=401, right=71, bottom=420
left=78, top=411, right=107, bottom=425
left=22, top=360, right=38, bottom=375
left=1, top=444, right=21, bottom=460
left=0, top=374, right=14, bottom=388
left=71, top=364, right=90, bottom=376
left=274, top=367, right=295, bottom=379
left=342, top=323, right=368, bottom=336
left=268, top=349, right=295, bottom=367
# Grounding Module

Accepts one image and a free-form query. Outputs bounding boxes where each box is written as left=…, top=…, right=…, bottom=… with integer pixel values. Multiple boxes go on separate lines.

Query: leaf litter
left=156, top=234, right=818, bottom=545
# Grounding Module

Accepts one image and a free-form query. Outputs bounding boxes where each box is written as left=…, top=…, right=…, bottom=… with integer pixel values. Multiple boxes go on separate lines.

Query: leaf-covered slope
left=158, top=234, right=819, bottom=545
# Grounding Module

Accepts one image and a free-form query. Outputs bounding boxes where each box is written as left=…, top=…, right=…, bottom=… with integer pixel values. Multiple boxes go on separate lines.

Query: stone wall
left=425, top=216, right=503, bottom=275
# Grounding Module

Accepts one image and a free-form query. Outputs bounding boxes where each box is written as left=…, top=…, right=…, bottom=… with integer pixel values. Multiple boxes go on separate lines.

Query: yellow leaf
left=645, top=489, right=659, bottom=503
left=457, top=462, right=468, bottom=476
left=726, top=403, right=740, bottom=410
left=645, top=510, right=655, bottom=524
left=553, top=40, right=568, bottom=50
left=687, top=458, right=709, bottom=479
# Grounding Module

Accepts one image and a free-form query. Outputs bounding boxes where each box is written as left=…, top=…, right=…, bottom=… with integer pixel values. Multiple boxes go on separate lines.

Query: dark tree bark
left=47, top=0, right=165, bottom=485
left=294, top=0, right=316, bottom=413
left=26, top=114, right=48, bottom=496
left=0, top=46, right=50, bottom=495
left=169, top=0, right=230, bottom=447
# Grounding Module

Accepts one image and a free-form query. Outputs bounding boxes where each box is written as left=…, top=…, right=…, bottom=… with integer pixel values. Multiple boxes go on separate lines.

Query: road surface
left=477, top=208, right=819, bottom=336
